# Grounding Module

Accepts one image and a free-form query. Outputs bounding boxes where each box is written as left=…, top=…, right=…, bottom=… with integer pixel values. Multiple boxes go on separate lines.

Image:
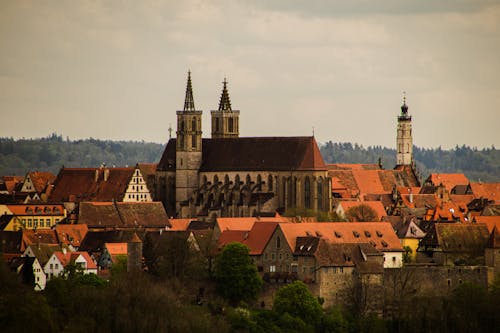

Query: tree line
left=0, top=134, right=498, bottom=182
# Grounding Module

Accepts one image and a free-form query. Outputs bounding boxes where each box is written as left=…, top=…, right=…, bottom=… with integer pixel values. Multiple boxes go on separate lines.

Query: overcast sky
left=1, top=0, right=499, bottom=148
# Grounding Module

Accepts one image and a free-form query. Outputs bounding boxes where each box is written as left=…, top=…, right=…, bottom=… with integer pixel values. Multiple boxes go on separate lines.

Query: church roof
left=157, top=136, right=327, bottom=172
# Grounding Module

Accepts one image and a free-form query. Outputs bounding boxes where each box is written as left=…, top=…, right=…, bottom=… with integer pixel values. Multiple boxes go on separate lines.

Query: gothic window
left=181, top=120, right=185, bottom=131
left=268, top=175, right=273, bottom=192
left=191, top=134, right=196, bottom=148
left=257, top=174, right=262, bottom=191
left=214, top=175, right=219, bottom=185
left=246, top=174, right=251, bottom=185
left=202, top=175, right=207, bottom=185
left=317, top=177, right=323, bottom=210
left=276, top=236, right=281, bottom=249
left=191, top=118, right=196, bottom=131
left=228, top=117, right=234, bottom=132
left=179, top=135, right=184, bottom=149
left=235, top=175, right=240, bottom=188
left=224, top=174, right=229, bottom=185
left=407, top=144, right=410, bottom=153
left=305, top=177, right=311, bottom=209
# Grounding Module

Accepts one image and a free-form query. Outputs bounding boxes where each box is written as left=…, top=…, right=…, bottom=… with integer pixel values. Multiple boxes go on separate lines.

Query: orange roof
left=470, top=182, right=500, bottom=203
left=168, top=219, right=192, bottom=231
left=327, top=164, right=381, bottom=170
left=105, top=242, right=128, bottom=255
left=425, top=202, right=467, bottom=222
left=338, top=201, right=387, bottom=221
left=6, top=204, right=65, bottom=216
left=352, top=170, right=386, bottom=194
left=27, top=171, right=56, bottom=193
left=218, top=222, right=280, bottom=255
left=428, top=173, right=469, bottom=191
left=474, top=216, right=500, bottom=233
left=218, top=230, right=247, bottom=248
left=279, top=222, right=403, bottom=252
left=55, top=224, right=88, bottom=247
left=2, top=176, right=24, bottom=193
left=400, top=193, right=438, bottom=209
left=216, top=216, right=285, bottom=232
left=54, top=251, right=97, bottom=269
left=22, top=229, right=58, bottom=251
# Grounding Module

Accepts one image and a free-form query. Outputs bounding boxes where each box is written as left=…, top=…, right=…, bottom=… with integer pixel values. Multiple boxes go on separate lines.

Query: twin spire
left=182, top=71, right=233, bottom=111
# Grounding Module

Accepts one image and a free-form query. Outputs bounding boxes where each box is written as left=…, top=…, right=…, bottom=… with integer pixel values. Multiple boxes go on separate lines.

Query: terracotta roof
left=55, top=224, right=88, bottom=248
left=327, top=164, right=381, bottom=170
left=390, top=218, right=426, bottom=239
left=22, top=229, right=58, bottom=250
left=426, top=173, right=469, bottom=192
left=218, top=230, right=246, bottom=248
left=425, top=202, right=467, bottom=222
left=79, top=230, right=144, bottom=253
left=6, top=204, right=65, bottom=216
left=487, top=226, right=500, bottom=248
left=1, top=176, right=24, bottom=193
left=217, top=222, right=279, bottom=255
left=49, top=167, right=135, bottom=202
left=352, top=170, right=386, bottom=194
left=105, top=242, right=128, bottom=255
left=474, top=216, right=500, bottom=233
left=54, top=251, right=97, bottom=269
left=158, top=136, right=327, bottom=172
left=168, top=219, right=192, bottom=230
left=400, top=194, right=438, bottom=209
left=216, top=216, right=284, bottom=233
left=338, top=201, right=387, bottom=221
left=78, top=202, right=170, bottom=229
left=279, top=222, right=403, bottom=253
left=470, top=182, right=500, bottom=203
left=27, top=171, right=56, bottom=193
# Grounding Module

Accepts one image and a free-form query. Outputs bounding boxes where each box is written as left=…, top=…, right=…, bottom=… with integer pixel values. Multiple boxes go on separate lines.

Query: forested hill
left=0, top=134, right=164, bottom=176
left=320, top=142, right=500, bottom=182
left=0, top=135, right=498, bottom=182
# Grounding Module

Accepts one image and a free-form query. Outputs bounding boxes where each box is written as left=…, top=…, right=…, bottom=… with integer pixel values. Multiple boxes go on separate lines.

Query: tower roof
left=183, top=71, right=195, bottom=111
left=401, top=92, right=409, bottom=115
left=218, top=78, right=232, bottom=111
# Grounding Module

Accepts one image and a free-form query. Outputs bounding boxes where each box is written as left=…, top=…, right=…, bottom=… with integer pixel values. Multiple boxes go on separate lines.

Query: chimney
left=95, top=169, right=99, bottom=182
left=408, top=188, right=413, bottom=204
left=104, top=168, right=110, bottom=181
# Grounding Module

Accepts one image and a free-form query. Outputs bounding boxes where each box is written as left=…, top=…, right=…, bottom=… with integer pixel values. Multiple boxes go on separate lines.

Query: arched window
left=246, top=174, right=251, bottom=185
left=181, top=120, right=185, bottom=131
left=191, top=118, right=196, bottom=131
left=257, top=174, right=262, bottom=191
left=317, top=177, right=323, bottom=210
left=191, top=134, right=196, bottom=148
left=202, top=175, right=207, bottom=185
left=228, top=117, right=234, bottom=132
left=305, top=177, right=311, bottom=209
left=235, top=175, right=240, bottom=188
left=224, top=174, right=229, bottom=185
left=214, top=175, right=219, bottom=185
left=268, top=175, right=273, bottom=192
left=276, top=236, right=281, bottom=249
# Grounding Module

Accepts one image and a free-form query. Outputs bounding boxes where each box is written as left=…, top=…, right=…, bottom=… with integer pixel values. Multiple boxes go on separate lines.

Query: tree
left=214, top=242, right=263, bottom=305
left=345, top=204, right=378, bottom=222
left=273, top=281, right=323, bottom=326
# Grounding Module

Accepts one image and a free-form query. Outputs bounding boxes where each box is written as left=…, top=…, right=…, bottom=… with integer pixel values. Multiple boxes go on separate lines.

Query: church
left=155, top=72, right=333, bottom=218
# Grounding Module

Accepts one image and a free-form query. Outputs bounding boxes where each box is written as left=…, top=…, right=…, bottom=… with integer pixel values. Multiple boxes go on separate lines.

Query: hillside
left=0, top=134, right=498, bottom=182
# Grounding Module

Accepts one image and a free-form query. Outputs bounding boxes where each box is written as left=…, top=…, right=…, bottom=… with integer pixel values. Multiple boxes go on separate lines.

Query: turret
left=211, top=78, right=240, bottom=138
left=396, top=92, right=413, bottom=165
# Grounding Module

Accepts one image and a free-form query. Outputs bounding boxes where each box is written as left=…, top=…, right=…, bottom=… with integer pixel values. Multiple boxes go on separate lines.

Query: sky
left=1, top=0, right=499, bottom=149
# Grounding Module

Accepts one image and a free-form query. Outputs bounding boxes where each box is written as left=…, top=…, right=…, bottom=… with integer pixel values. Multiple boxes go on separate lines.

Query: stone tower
left=176, top=71, right=202, bottom=213
left=211, top=78, right=240, bottom=138
left=396, top=93, right=413, bottom=165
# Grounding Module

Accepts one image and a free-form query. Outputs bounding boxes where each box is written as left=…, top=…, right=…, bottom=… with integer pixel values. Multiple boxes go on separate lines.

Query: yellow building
left=2, top=204, right=66, bottom=231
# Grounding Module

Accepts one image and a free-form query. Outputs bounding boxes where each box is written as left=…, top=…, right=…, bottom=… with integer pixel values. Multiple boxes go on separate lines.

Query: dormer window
left=381, top=240, right=388, bottom=247
left=364, top=231, right=371, bottom=237
left=376, top=231, right=383, bottom=237
left=334, top=231, right=342, bottom=238
left=353, top=231, right=360, bottom=238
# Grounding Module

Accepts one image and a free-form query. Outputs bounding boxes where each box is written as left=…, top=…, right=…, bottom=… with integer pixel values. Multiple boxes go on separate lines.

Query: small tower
left=211, top=78, right=240, bottom=138
left=176, top=71, right=202, bottom=214
left=396, top=92, right=413, bottom=165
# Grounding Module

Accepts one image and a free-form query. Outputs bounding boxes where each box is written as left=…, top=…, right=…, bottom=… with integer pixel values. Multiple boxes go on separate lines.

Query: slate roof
left=279, top=222, right=403, bottom=253
left=78, top=202, right=170, bottom=229
left=49, top=167, right=134, bottom=202
left=158, top=136, right=327, bottom=172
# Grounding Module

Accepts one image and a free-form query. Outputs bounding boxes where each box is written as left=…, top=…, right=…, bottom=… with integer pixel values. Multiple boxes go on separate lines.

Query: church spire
left=183, top=71, right=195, bottom=111
left=401, top=91, right=409, bottom=116
left=218, top=78, right=232, bottom=111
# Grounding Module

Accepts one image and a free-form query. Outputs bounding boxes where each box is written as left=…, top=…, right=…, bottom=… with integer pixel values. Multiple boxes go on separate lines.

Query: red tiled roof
left=216, top=216, right=285, bottom=232
left=338, top=201, right=387, bottom=221
left=54, top=251, right=97, bottom=269
left=7, top=204, right=65, bottom=216
left=427, top=173, right=469, bottom=192
left=470, top=182, right=500, bottom=203
left=49, top=167, right=134, bottom=202
left=327, top=164, right=381, bottom=170
left=78, top=202, right=170, bottom=229
left=279, top=222, right=403, bottom=252
left=55, top=224, right=88, bottom=247
left=218, top=230, right=247, bottom=249
left=1, top=176, right=24, bottom=193
left=105, top=242, right=128, bottom=255
left=474, top=216, right=500, bottom=233
left=168, top=219, right=192, bottom=231
left=22, top=229, right=58, bottom=247
left=27, top=171, right=56, bottom=193
left=158, top=137, right=327, bottom=172
left=244, top=222, right=279, bottom=255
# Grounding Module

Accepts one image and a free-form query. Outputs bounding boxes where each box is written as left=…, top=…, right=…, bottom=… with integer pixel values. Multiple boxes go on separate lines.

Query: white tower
left=396, top=93, right=413, bottom=165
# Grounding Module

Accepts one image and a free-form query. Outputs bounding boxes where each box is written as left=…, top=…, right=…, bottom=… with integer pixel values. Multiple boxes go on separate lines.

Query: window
left=191, top=134, right=196, bottom=148
left=46, top=219, right=51, bottom=227
left=228, top=117, right=234, bottom=132
left=271, top=253, right=276, bottom=260
left=317, top=177, right=323, bottom=210
left=215, top=117, right=220, bottom=132
left=291, top=264, right=298, bottom=273
left=55, top=264, right=59, bottom=269
left=268, top=175, right=273, bottom=192
left=28, top=219, right=32, bottom=227
left=279, top=253, right=282, bottom=260
left=276, top=236, right=281, bottom=249
left=50, top=264, right=53, bottom=269
left=340, top=267, right=344, bottom=273
left=191, top=118, right=196, bottom=131
left=304, top=177, right=311, bottom=208
left=269, top=265, right=276, bottom=273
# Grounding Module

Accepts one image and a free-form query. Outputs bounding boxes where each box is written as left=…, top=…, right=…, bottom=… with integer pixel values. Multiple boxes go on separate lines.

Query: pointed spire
left=183, top=70, right=195, bottom=111
left=401, top=91, right=408, bottom=115
left=218, top=78, right=232, bottom=111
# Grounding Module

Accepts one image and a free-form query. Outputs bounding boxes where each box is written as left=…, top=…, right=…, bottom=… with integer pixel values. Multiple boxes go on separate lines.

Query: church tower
left=211, top=78, right=240, bottom=138
left=396, top=93, right=413, bottom=165
left=176, top=71, right=202, bottom=213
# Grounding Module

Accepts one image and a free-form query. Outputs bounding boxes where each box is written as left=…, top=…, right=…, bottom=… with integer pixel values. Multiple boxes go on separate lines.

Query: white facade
left=383, top=251, right=403, bottom=268
left=32, top=258, right=47, bottom=291
left=44, top=254, right=65, bottom=280
left=123, top=167, right=153, bottom=202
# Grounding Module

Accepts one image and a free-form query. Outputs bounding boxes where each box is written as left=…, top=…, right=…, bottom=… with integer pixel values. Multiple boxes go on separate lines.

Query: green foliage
left=402, top=246, right=412, bottom=264
left=110, top=255, right=128, bottom=277
left=345, top=204, right=378, bottom=222
left=273, top=281, right=323, bottom=326
left=320, top=306, right=349, bottom=333
left=214, top=242, right=263, bottom=305
left=0, top=133, right=164, bottom=175
left=320, top=141, right=500, bottom=182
